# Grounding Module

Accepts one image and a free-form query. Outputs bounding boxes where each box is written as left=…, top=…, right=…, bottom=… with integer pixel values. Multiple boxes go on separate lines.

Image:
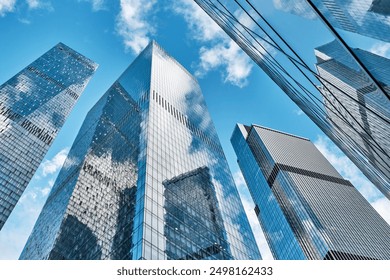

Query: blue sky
left=0, top=0, right=389, bottom=260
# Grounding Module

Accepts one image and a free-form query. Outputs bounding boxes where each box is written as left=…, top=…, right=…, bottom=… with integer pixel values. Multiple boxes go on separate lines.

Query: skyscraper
left=231, top=123, right=390, bottom=260
left=0, top=43, right=98, bottom=231
left=315, top=40, right=390, bottom=199
left=307, top=0, right=390, bottom=42
left=20, top=41, right=260, bottom=260
left=194, top=0, right=389, bottom=199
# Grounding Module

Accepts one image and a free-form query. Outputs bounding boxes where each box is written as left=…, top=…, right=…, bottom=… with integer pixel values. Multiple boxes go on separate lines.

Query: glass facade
left=20, top=41, right=261, bottom=260
left=194, top=0, right=390, bottom=201
left=309, top=0, right=390, bottom=42
left=232, top=124, right=390, bottom=260
left=0, top=43, right=98, bottom=230
left=315, top=40, right=390, bottom=199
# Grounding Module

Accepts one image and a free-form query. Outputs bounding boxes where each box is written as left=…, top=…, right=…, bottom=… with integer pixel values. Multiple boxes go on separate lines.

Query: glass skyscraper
left=315, top=40, right=390, bottom=199
left=0, top=43, right=97, bottom=231
left=194, top=0, right=389, bottom=199
left=20, top=41, right=260, bottom=260
left=308, top=0, right=390, bottom=42
left=231, top=124, right=390, bottom=260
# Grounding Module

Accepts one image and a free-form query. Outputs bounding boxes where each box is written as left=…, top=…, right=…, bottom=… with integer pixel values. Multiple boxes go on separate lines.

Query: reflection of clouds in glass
left=369, top=42, right=390, bottom=58
left=347, top=0, right=372, bottom=24
left=273, top=0, right=316, bottom=19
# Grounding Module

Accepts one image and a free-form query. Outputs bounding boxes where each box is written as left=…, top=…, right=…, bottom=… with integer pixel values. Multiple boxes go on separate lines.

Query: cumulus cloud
left=0, top=0, right=16, bottom=16
left=369, top=42, right=390, bottom=58
left=314, top=135, right=390, bottom=223
left=371, top=197, right=390, bottom=224
left=173, top=0, right=253, bottom=88
left=233, top=171, right=274, bottom=259
left=197, top=41, right=253, bottom=87
left=273, top=0, right=316, bottom=19
left=41, top=148, right=70, bottom=177
left=26, top=0, right=52, bottom=11
left=116, top=0, right=156, bottom=54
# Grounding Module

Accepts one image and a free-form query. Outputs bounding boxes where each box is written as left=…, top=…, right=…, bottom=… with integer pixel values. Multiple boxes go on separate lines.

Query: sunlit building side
left=232, top=123, right=390, bottom=259
left=20, top=41, right=260, bottom=260
left=0, top=43, right=97, bottom=230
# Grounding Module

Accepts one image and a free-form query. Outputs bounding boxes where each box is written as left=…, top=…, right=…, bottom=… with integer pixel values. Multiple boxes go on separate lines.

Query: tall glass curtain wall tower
left=231, top=124, right=390, bottom=260
left=315, top=41, right=390, bottom=199
left=308, top=0, right=390, bottom=43
left=0, top=43, right=97, bottom=230
left=193, top=0, right=390, bottom=199
left=20, top=41, right=261, bottom=260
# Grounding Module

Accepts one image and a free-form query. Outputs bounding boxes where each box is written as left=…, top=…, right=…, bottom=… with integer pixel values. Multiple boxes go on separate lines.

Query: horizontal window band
left=267, top=163, right=354, bottom=188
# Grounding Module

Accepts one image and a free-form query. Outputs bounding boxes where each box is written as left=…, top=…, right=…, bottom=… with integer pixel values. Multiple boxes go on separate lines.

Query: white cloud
left=273, top=0, right=316, bottom=19
left=314, top=136, right=381, bottom=200
left=294, top=109, right=304, bottom=116
left=41, top=148, right=70, bottom=177
left=173, top=0, right=253, bottom=87
left=233, top=170, right=246, bottom=187
left=233, top=171, right=274, bottom=259
left=26, top=0, right=39, bottom=9
left=79, top=0, right=105, bottom=11
left=116, top=0, right=156, bottom=54
left=26, top=0, right=52, bottom=11
left=197, top=41, right=253, bottom=87
left=0, top=180, right=54, bottom=259
left=0, top=0, right=16, bottom=16
left=173, top=0, right=224, bottom=41
left=369, top=42, right=390, bottom=58
left=371, top=197, right=390, bottom=224
left=40, top=179, right=53, bottom=196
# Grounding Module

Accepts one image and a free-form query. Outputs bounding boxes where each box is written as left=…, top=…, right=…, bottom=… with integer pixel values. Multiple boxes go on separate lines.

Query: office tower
left=20, top=41, right=261, bottom=260
left=307, top=0, right=390, bottom=42
left=0, top=43, right=97, bottom=230
left=231, top=124, right=390, bottom=260
left=194, top=0, right=389, bottom=199
left=315, top=40, right=390, bottom=199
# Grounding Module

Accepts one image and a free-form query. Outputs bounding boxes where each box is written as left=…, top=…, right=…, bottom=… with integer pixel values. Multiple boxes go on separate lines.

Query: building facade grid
left=0, top=43, right=97, bottom=230
left=20, top=41, right=261, bottom=260
left=232, top=123, right=390, bottom=260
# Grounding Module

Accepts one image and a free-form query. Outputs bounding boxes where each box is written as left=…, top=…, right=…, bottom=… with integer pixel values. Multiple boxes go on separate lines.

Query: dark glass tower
left=0, top=43, right=97, bottom=230
left=20, top=41, right=261, bottom=260
left=315, top=40, right=390, bottom=199
left=231, top=123, right=390, bottom=260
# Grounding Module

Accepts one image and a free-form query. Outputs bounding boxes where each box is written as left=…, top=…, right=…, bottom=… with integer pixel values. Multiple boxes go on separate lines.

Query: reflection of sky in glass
left=21, top=81, right=141, bottom=259
left=0, top=43, right=97, bottom=231
left=195, top=0, right=390, bottom=200
left=310, top=0, right=390, bottom=43
left=20, top=41, right=261, bottom=260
